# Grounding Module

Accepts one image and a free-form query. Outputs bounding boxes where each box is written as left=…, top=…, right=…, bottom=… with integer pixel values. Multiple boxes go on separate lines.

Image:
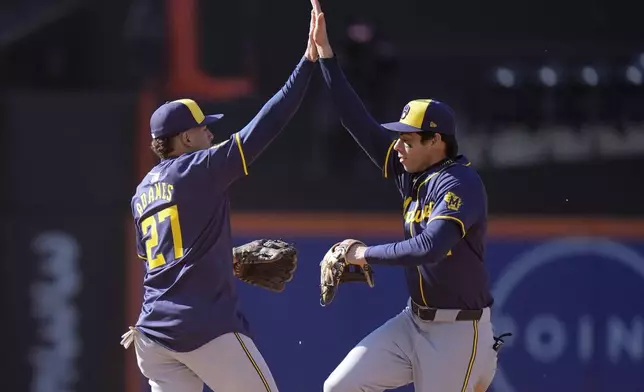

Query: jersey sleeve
left=319, top=56, right=402, bottom=180
left=364, top=218, right=462, bottom=266
left=207, top=56, right=316, bottom=188
left=427, top=171, right=486, bottom=238
left=206, top=135, right=248, bottom=187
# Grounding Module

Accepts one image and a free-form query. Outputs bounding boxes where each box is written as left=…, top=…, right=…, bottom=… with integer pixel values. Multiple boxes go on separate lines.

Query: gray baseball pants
left=127, top=329, right=278, bottom=392
left=323, top=299, right=498, bottom=392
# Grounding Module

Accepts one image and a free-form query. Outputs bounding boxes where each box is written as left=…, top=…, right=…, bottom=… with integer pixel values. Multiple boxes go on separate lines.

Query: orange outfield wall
left=227, top=214, right=644, bottom=239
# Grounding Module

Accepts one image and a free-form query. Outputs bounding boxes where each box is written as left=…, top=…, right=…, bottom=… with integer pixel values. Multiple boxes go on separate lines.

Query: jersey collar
left=411, top=154, right=470, bottom=182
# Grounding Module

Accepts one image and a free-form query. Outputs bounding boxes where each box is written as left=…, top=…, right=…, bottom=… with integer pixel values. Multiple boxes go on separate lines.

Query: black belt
left=411, top=301, right=484, bottom=321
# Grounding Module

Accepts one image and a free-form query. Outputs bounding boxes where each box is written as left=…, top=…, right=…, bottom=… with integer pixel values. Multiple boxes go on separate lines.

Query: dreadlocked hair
left=150, top=137, right=173, bottom=159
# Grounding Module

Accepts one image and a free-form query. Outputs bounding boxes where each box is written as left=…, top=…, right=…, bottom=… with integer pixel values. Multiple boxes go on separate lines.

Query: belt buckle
left=412, top=301, right=434, bottom=321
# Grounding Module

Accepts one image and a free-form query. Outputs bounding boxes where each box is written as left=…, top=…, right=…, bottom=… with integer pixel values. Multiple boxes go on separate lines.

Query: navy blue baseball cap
left=381, top=99, right=456, bottom=136
left=150, top=99, right=224, bottom=139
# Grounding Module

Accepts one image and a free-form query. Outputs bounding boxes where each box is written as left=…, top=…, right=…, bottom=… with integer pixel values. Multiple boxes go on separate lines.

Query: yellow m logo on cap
left=173, top=98, right=206, bottom=123
left=399, top=99, right=432, bottom=129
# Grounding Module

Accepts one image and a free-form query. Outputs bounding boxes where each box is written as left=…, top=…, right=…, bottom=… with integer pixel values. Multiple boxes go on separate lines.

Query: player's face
left=183, top=126, right=214, bottom=151
left=393, top=132, right=443, bottom=173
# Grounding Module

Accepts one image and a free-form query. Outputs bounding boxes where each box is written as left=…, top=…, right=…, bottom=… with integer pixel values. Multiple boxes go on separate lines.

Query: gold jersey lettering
left=135, top=182, right=175, bottom=216
left=405, top=201, right=435, bottom=224
left=402, top=197, right=412, bottom=215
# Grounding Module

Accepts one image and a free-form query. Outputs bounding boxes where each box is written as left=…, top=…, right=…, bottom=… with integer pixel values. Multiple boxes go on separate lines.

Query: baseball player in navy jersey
left=310, top=2, right=508, bottom=391
left=119, top=10, right=320, bottom=392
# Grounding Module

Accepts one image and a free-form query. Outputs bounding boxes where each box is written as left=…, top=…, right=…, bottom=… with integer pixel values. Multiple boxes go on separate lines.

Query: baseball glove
left=320, top=239, right=375, bottom=306
left=233, top=239, right=297, bottom=292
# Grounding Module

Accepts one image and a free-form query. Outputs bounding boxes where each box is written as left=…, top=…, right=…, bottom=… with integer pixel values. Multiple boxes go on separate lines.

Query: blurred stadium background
left=1, top=0, right=643, bottom=391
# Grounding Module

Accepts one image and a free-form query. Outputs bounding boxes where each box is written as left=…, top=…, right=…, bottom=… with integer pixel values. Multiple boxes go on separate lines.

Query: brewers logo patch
left=400, top=105, right=410, bottom=120
left=444, top=192, right=462, bottom=211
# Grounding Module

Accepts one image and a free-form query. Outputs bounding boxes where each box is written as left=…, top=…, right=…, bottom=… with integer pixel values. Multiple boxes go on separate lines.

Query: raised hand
left=310, top=0, right=334, bottom=58
left=305, top=9, right=319, bottom=61
left=310, top=0, right=322, bottom=15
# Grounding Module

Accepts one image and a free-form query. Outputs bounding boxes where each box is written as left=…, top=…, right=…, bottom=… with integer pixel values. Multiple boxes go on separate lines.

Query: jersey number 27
left=141, top=205, right=184, bottom=269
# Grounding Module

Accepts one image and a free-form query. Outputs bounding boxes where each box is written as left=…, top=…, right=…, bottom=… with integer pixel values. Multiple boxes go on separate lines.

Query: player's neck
left=166, top=145, right=191, bottom=158
left=420, top=153, right=449, bottom=172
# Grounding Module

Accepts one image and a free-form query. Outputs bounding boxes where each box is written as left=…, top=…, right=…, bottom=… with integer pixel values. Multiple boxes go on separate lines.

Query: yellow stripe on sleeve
left=383, top=140, right=397, bottom=178
left=428, top=215, right=466, bottom=238
left=234, top=133, right=249, bottom=175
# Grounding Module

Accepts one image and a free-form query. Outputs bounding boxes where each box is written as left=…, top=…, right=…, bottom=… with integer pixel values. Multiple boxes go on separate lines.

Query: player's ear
left=431, top=133, right=441, bottom=146
left=178, top=131, right=191, bottom=147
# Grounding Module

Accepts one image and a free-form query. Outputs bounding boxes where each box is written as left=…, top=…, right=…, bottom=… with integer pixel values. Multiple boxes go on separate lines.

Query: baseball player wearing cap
left=309, top=3, right=503, bottom=391
left=119, top=11, right=320, bottom=392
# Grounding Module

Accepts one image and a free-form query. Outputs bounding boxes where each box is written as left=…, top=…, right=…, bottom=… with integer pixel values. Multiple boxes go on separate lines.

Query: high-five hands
left=310, top=0, right=334, bottom=58
left=305, top=9, right=319, bottom=61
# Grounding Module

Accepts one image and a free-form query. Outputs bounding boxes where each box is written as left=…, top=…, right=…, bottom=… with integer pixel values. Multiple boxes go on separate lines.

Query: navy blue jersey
left=131, top=56, right=316, bottom=352
left=319, top=56, right=493, bottom=310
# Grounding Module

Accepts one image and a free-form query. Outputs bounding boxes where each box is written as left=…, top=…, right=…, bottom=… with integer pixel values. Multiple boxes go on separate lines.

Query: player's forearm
left=364, top=219, right=461, bottom=266
left=235, top=56, right=316, bottom=165
left=318, top=56, right=394, bottom=170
